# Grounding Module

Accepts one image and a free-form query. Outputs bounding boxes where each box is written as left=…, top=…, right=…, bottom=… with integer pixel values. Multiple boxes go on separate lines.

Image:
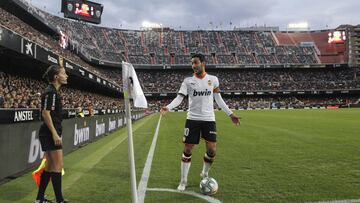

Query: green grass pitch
left=1, top=108, right=360, bottom=203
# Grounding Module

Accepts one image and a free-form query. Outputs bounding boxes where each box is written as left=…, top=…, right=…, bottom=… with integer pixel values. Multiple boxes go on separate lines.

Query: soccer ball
left=199, top=177, right=218, bottom=195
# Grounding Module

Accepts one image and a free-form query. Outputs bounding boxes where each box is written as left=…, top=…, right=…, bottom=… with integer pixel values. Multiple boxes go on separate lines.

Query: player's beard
left=193, top=65, right=203, bottom=76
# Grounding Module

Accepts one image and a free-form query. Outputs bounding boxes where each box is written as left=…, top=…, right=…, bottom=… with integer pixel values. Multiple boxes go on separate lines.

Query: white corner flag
left=122, top=62, right=148, bottom=108
left=122, top=62, right=147, bottom=203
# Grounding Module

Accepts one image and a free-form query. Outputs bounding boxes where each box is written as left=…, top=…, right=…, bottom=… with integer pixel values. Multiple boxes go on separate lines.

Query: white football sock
left=180, top=153, right=192, bottom=183
left=202, top=152, right=214, bottom=176
left=181, top=161, right=191, bottom=183
left=201, top=161, right=211, bottom=176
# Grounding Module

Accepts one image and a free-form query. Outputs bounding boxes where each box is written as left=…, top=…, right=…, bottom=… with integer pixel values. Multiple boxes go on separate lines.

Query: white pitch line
left=147, top=188, right=222, bottom=203
left=137, top=115, right=222, bottom=203
left=308, top=199, right=360, bottom=203
left=137, top=114, right=162, bottom=203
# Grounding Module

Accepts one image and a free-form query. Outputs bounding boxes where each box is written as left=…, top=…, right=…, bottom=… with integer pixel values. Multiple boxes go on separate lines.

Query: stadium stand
left=135, top=68, right=360, bottom=93
left=0, top=71, right=123, bottom=110
left=147, top=96, right=360, bottom=111
left=274, top=31, right=346, bottom=64
left=0, top=7, right=118, bottom=83
left=0, top=0, right=359, bottom=114
left=34, top=9, right=340, bottom=66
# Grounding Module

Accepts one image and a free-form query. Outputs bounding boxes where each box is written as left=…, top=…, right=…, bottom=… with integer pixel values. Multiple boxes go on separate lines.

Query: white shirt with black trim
left=178, top=73, right=219, bottom=122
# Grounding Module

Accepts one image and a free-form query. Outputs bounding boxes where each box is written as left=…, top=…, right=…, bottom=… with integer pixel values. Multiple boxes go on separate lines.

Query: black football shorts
left=183, top=119, right=217, bottom=144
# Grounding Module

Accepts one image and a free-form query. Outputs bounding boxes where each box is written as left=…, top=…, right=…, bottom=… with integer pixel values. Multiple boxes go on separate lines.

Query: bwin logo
left=74, top=124, right=90, bottom=146
left=26, top=42, right=33, bottom=56
left=28, top=131, right=44, bottom=164
left=109, top=118, right=116, bottom=131
left=96, top=120, right=106, bottom=137
left=193, top=89, right=211, bottom=96
left=117, top=118, right=123, bottom=127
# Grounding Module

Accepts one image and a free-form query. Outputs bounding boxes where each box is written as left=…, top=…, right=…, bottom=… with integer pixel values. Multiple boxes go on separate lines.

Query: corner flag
left=122, top=62, right=147, bottom=108
left=122, top=61, right=147, bottom=203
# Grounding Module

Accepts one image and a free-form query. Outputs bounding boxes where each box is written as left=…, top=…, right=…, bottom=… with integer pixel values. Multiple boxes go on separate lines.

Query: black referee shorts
left=39, top=135, right=62, bottom=151
left=183, top=119, right=217, bottom=144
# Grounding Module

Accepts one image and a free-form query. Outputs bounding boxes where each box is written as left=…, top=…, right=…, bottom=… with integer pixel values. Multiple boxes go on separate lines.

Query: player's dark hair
left=42, top=65, right=61, bottom=83
left=191, top=53, right=205, bottom=63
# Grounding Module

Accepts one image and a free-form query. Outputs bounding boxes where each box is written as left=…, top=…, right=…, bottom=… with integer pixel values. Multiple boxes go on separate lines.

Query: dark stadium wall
left=0, top=47, right=47, bottom=80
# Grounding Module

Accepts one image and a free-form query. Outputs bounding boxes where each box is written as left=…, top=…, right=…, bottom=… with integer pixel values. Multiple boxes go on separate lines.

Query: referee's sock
left=51, top=172, right=64, bottom=203
left=36, top=170, right=51, bottom=200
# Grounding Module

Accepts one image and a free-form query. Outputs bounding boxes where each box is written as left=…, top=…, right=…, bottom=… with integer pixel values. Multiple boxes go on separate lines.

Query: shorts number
left=184, top=128, right=189, bottom=137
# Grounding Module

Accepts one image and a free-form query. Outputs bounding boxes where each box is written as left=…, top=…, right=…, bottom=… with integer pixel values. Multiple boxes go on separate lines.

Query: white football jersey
left=178, top=73, right=219, bottom=121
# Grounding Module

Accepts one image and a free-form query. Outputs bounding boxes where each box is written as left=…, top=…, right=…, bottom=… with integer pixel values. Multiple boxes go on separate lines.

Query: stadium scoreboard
left=61, top=0, right=103, bottom=24
left=328, top=30, right=346, bottom=44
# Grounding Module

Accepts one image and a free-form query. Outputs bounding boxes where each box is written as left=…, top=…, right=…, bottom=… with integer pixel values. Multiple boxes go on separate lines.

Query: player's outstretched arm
left=214, top=92, right=240, bottom=126
left=161, top=94, right=184, bottom=116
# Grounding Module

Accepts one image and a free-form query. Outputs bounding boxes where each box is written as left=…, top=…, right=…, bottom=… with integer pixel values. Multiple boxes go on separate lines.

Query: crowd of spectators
left=0, top=71, right=123, bottom=110
left=147, top=96, right=360, bottom=111
left=94, top=67, right=360, bottom=93
left=0, top=4, right=342, bottom=89
left=1, top=66, right=359, bottom=110
left=37, top=6, right=318, bottom=65
left=1, top=3, right=359, bottom=112
left=0, top=7, right=117, bottom=85
left=136, top=68, right=360, bottom=93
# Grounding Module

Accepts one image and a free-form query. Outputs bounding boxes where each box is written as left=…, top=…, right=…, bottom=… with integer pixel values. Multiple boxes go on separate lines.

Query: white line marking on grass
left=64, top=115, right=152, bottom=191
left=147, top=188, right=222, bottom=203
left=137, top=115, right=222, bottom=203
left=137, top=114, right=162, bottom=203
left=20, top=115, right=153, bottom=202
left=308, top=199, right=360, bottom=203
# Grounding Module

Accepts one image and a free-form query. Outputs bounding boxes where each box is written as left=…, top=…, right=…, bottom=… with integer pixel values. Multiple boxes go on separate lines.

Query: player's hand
left=230, top=114, right=240, bottom=126
left=160, top=106, right=169, bottom=115
left=52, top=134, right=62, bottom=146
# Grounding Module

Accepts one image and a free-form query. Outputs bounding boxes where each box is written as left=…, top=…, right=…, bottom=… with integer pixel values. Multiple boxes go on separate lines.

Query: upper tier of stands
left=1, top=1, right=348, bottom=66
left=274, top=32, right=347, bottom=64
left=39, top=6, right=344, bottom=65
left=47, top=12, right=321, bottom=65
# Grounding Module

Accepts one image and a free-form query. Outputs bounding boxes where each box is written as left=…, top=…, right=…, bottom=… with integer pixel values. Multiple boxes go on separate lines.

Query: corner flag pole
left=122, top=61, right=148, bottom=203
left=123, top=66, right=138, bottom=203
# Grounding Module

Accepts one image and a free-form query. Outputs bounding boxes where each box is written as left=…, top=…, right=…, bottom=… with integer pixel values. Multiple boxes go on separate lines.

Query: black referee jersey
left=39, top=84, right=63, bottom=137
